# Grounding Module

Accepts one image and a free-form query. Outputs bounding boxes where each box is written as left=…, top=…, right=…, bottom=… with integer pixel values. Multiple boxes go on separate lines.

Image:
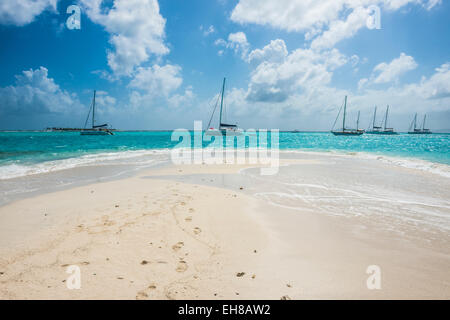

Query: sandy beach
left=0, top=153, right=449, bottom=300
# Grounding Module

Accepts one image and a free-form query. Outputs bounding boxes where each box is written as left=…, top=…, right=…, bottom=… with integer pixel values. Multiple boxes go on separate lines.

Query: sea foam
left=0, top=149, right=172, bottom=180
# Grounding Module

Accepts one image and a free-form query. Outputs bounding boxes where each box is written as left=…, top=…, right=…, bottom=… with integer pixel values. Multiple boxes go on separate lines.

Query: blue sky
left=0, top=0, right=449, bottom=131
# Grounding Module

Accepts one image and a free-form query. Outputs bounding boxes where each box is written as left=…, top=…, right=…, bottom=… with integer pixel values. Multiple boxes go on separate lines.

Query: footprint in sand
left=185, top=216, right=193, bottom=222
left=176, top=260, right=188, bottom=272
left=189, top=208, right=195, bottom=213
left=172, top=242, right=184, bottom=252
left=136, top=291, right=148, bottom=300
left=59, top=261, right=88, bottom=267
left=193, top=227, right=202, bottom=235
left=101, top=216, right=115, bottom=226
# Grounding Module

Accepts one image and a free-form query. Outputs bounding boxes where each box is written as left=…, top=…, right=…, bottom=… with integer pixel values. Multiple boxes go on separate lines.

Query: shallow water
left=0, top=131, right=448, bottom=180
left=143, top=154, right=450, bottom=235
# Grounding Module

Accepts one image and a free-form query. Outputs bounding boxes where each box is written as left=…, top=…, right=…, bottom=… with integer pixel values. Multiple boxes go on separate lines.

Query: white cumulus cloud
left=245, top=39, right=347, bottom=103
left=247, top=39, right=288, bottom=64
left=128, top=64, right=183, bottom=97
left=0, top=67, right=79, bottom=115
left=231, top=0, right=442, bottom=49
left=372, top=53, right=418, bottom=84
left=215, top=32, right=250, bottom=59
left=81, top=0, right=169, bottom=77
left=403, top=62, right=450, bottom=100
left=0, top=0, right=57, bottom=26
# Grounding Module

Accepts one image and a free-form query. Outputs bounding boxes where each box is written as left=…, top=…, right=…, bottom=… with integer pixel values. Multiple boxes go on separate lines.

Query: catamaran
left=81, top=90, right=114, bottom=136
left=408, top=113, right=432, bottom=134
left=367, top=105, right=398, bottom=134
left=205, top=78, right=242, bottom=136
left=331, top=96, right=364, bottom=136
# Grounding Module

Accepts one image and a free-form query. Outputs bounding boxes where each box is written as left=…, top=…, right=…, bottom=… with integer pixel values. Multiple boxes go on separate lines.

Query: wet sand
left=0, top=154, right=449, bottom=299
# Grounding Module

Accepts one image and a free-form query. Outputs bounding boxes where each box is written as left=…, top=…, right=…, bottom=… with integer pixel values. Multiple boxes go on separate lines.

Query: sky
left=0, top=0, right=449, bottom=131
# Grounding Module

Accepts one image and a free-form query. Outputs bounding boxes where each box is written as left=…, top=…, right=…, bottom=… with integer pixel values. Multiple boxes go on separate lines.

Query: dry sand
left=0, top=161, right=449, bottom=299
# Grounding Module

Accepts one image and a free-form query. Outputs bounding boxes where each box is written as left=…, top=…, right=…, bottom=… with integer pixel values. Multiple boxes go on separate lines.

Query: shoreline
left=0, top=148, right=449, bottom=218
left=1, top=147, right=449, bottom=182
left=0, top=157, right=449, bottom=299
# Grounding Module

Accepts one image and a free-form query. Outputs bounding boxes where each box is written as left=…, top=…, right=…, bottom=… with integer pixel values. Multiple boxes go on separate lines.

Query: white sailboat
left=81, top=90, right=114, bottom=136
left=205, top=78, right=242, bottom=136
left=331, top=96, right=364, bottom=136
left=367, top=105, right=398, bottom=134
left=408, top=113, right=432, bottom=134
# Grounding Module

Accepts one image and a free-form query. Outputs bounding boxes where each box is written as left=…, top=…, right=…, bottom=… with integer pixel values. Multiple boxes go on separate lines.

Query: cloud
left=350, top=62, right=450, bottom=117
left=352, top=63, right=450, bottom=116
left=93, top=90, right=117, bottom=115
left=245, top=39, right=347, bottom=103
left=0, top=0, right=57, bottom=26
left=228, top=32, right=250, bottom=58
left=359, top=53, right=418, bottom=88
left=247, top=39, right=288, bottom=64
left=403, top=62, right=450, bottom=100
left=168, top=86, right=195, bottom=108
left=231, top=0, right=442, bottom=48
left=200, top=25, right=215, bottom=36
left=217, top=35, right=449, bottom=131
left=0, top=67, right=79, bottom=116
left=215, top=32, right=250, bottom=59
left=310, top=6, right=369, bottom=50
left=358, top=78, right=369, bottom=89
left=372, top=53, right=418, bottom=83
left=128, top=64, right=183, bottom=97
left=231, top=0, right=343, bottom=32
left=81, top=0, right=169, bottom=77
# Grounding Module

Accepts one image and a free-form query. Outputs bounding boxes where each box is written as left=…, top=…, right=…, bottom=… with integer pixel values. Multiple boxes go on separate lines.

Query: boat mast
left=372, top=106, right=377, bottom=130
left=413, top=113, right=417, bottom=131
left=219, top=78, right=226, bottom=127
left=384, top=105, right=389, bottom=131
left=92, top=90, right=96, bottom=129
left=423, top=114, right=426, bottom=130
left=357, top=111, right=360, bottom=130
left=343, top=95, right=347, bottom=131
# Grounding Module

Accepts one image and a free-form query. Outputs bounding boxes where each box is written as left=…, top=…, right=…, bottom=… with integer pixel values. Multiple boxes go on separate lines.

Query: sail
left=81, top=90, right=114, bottom=135
left=217, top=78, right=238, bottom=129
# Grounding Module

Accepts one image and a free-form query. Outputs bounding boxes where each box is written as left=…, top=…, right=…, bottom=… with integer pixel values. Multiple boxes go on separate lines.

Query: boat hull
left=81, top=130, right=114, bottom=136
left=332, top=131, right=364, bottom=136
left=408, top=132, right=432, bottom=135
left=205, top=129, right=243, bottom=136
left=367, top=131, right=398, bottom=135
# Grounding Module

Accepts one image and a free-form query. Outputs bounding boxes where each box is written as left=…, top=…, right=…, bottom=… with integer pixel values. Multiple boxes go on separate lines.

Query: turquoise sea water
left=0, top=131, right=449, bottom=179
